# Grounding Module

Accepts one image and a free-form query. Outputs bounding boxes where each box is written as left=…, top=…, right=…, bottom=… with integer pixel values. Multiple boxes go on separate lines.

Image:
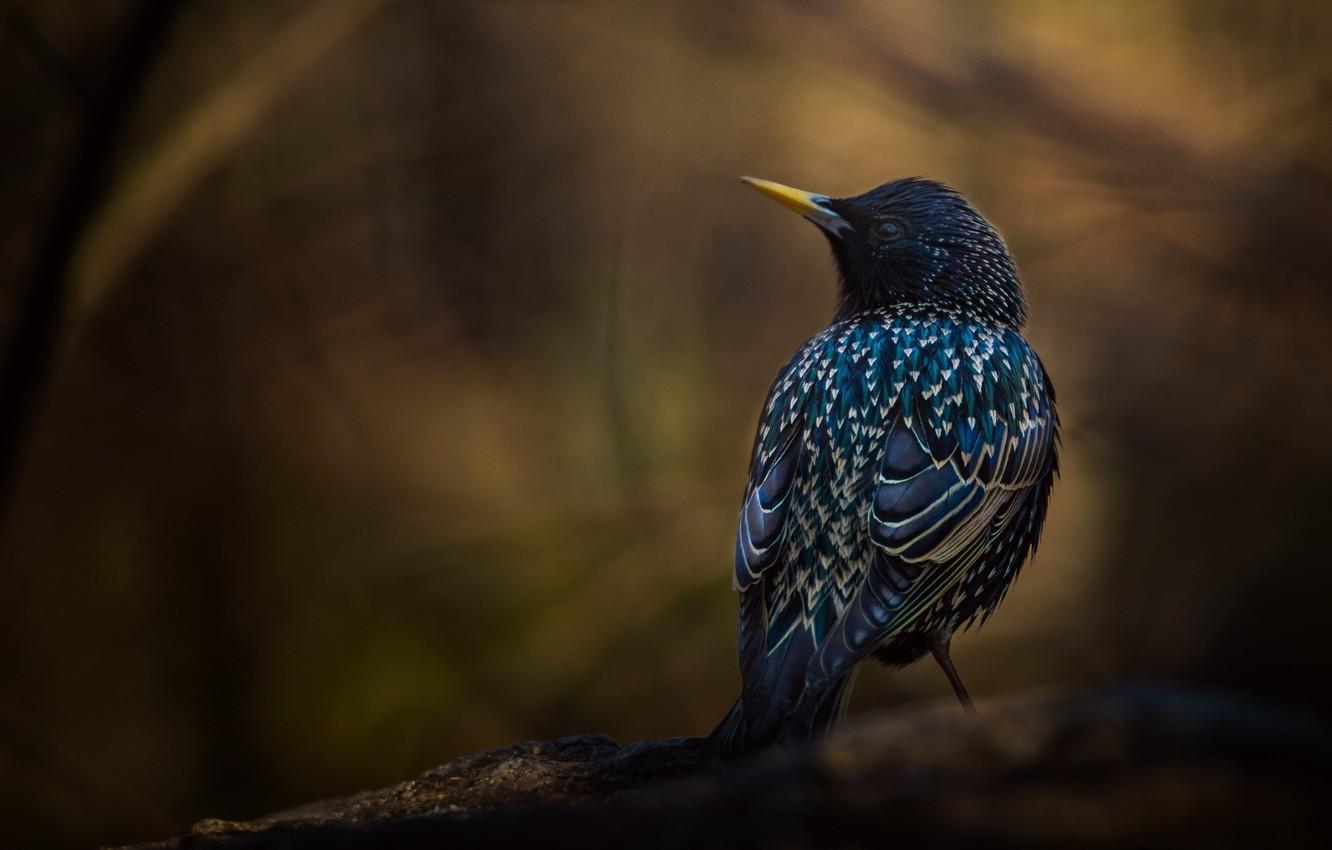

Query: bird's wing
left=727, top=337, right=822, bottom=735
left=862, top=403, right=1054, bottom=635
left=801, top=374, right=1056, bottom=701
left=732, top=339, right=815, bottom=594
left=732, top=426, right=801, bottom=591
left=860, top=325, right=1059, bottom=631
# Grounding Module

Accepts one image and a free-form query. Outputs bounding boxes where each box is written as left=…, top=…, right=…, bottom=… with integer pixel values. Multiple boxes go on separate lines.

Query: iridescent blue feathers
left=721, top=307, right=1057, bottom=748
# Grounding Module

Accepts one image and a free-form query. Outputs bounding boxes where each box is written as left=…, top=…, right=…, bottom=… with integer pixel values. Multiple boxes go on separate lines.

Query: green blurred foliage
left=2, top=0, right=1331, bottom=846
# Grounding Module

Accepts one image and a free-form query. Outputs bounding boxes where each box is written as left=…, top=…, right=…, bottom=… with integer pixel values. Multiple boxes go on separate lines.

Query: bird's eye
left=875, top=220, right=904, bottom=242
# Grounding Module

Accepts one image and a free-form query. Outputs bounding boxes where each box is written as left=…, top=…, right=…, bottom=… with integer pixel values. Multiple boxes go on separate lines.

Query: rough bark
left=118, top=686, right=1330, bottom=850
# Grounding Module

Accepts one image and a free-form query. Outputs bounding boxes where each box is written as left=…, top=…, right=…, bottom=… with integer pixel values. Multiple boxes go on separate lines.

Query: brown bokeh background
left=3, top=1, right=1331, bottom=847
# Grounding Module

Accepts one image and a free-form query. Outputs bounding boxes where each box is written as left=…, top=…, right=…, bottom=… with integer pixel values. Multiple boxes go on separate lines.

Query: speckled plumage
left=715, top=177, right=1059, bottom=753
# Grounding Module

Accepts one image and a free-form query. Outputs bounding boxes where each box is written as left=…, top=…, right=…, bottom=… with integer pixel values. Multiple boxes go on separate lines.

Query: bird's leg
left=930, top=635, right=976, bottom=714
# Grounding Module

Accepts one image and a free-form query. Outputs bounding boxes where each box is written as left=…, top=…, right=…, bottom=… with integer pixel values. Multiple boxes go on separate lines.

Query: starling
left=712, top=176, right=1059, bottom=753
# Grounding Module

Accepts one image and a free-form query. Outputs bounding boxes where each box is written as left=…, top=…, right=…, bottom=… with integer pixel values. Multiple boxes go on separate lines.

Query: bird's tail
left=708, top=696, right=748, bottom=754
left=709, top=626, right=857, bottom=755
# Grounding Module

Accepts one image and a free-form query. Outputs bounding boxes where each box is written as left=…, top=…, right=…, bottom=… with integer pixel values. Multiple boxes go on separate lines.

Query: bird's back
left=720, top=304, right=1057, bottom=751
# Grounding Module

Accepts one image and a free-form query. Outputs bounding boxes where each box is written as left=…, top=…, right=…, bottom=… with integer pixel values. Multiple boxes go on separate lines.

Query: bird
left=710, top=176, right=1059, bottom=754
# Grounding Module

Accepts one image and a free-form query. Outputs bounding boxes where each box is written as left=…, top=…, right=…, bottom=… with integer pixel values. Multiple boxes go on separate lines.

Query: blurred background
left=2, top=0, right=1331, bottom=846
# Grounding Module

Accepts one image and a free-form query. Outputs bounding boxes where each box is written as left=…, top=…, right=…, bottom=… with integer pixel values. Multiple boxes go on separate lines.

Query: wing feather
left=856, top=372, right=1055, bottom=638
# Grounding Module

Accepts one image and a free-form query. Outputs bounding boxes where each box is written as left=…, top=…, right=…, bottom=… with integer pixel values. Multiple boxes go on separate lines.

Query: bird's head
left=740, top=176, right=1026, bottom=326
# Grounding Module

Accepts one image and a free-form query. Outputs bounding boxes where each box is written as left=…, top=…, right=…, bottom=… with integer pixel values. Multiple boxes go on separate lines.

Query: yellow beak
left=739, top=176, right=849, bottom=236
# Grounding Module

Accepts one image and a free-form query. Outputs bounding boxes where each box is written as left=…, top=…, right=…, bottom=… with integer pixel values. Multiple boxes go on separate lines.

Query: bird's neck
left=831, top=294, right=1025, bottom=330
left=826, top=235, right=1027, bottom=327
